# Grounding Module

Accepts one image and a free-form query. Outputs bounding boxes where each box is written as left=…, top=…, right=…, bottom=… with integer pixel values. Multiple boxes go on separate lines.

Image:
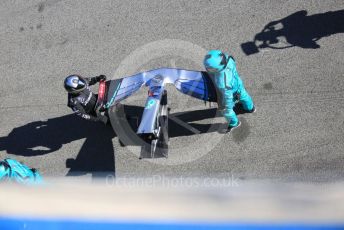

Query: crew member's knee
left=239, top=88, right=254, bottom=111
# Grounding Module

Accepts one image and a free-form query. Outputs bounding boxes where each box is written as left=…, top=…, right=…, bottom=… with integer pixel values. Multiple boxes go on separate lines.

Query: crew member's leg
left=238, top=84, right=254, bottom=112
left=222, top=90, right=239, bottom=127
left=223, top=107, right=239, bottom=127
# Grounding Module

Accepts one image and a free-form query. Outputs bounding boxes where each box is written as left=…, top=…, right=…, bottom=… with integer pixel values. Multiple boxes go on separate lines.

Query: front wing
left=105, top=68, right=217, bottom=109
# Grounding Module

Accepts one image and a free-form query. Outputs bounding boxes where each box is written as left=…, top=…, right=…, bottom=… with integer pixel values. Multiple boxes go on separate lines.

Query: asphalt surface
left=0, top=0, right=343, bottom=183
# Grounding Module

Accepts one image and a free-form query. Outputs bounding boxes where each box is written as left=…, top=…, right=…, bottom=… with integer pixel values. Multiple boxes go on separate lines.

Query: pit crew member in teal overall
left=204, top=50, right=255, bottom=132
left=0, top=158, right=42, bottom=185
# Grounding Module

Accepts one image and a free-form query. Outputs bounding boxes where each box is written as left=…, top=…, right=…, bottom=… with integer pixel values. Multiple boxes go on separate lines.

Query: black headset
left=219, top=52, right=229, bottom=71
left=220, top=52, right=235, bottom=70
left=0, top=160, right=11, bottom=176
left=219, top=52, right=227, bottom=66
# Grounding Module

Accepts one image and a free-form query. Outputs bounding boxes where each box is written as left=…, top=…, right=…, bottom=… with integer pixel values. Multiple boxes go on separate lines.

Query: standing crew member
left=204, top=50, right=255, bottom=133
left=64, top=74, right=108, bottom=123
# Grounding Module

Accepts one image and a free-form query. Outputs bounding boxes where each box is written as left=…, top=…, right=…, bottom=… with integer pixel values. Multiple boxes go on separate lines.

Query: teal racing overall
left=212, top=57, right=254, bottom=127
left=0, top=159, right=42, bottom=185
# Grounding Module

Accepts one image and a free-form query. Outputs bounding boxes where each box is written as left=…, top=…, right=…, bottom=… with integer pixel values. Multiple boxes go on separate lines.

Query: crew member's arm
left=72, top=103, right=99, bottom=121
left=86, top=75, right=107, bottom=86
left=223, top=69, right=236, bottom=109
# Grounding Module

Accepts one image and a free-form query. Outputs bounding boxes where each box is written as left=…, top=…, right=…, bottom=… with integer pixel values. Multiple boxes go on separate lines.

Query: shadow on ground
left=0, top=104, right=250, bottom=174
left=0, top=114, right=116, bottom=178
left=119, top=103, right=250, bottom=139
left=241, top=10, right=344, bottom=55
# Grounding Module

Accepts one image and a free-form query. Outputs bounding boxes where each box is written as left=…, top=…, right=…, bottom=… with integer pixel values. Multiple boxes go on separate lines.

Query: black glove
left=98, top=105, right=106, bottom=112
left=96, top=75, right=107, bottom=82
left=95, top=104, right=106, bottom=115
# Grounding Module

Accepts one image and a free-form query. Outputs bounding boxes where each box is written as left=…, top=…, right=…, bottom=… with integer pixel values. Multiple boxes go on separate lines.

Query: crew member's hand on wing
left=96, top=75, right=107, bottom=82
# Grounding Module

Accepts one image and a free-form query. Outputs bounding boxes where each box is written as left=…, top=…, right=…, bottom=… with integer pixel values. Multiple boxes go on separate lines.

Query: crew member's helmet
left=64, top=75, right=87, bottom=94
left=0, top=161, right=10, bottom=181
left=203, top=50, right=229, bottom=73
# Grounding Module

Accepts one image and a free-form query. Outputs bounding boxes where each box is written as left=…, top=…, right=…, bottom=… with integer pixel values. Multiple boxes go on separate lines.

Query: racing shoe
left=218, top=121, right=241, bottom=134
left=245, top=106, right=256, bottom=113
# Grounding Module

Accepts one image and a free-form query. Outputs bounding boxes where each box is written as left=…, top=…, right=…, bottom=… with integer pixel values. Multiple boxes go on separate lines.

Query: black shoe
left=218, top=121, right=241, bottom=134
left=245, top=106, right=256, bottom=113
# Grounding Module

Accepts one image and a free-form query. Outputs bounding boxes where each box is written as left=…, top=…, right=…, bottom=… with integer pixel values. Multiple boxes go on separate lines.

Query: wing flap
left=174, top=71, right=217, bottom=102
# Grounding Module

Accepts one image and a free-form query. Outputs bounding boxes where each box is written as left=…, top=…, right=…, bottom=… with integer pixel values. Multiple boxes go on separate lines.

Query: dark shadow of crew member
left=0, top=114, right=116, bottom=178
left=241, top=10, right=344, bottom=55
left=0, top=104, right=250, bottom=169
